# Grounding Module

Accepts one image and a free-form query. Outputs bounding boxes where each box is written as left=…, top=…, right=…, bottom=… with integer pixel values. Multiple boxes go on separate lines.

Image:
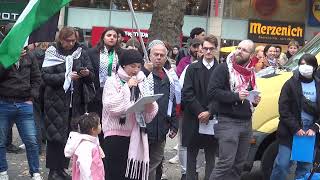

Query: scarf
left=42, top=46, right=82, bottom=92
left=267, top=58, right=277, bottom=67
left=143, top=68, right=181, bottom=116
left=226, top=53, right=257, bottom=112
left=117, top=67, right=150, bottom=180
left=146, top=39, right=182, bottom=115
left=99, top=46, right=118, bottom=87
left=226, top=53, right=256, bottom=93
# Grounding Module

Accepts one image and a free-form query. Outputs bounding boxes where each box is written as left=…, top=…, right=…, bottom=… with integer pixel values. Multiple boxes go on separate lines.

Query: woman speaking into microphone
left=101, top=49, right=158, bottom=180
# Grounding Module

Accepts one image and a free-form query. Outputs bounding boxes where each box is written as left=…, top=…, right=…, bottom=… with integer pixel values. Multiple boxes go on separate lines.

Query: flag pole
left=126, top=0, right=150, bottom=63
left=108, top=0, right=112, bottom=26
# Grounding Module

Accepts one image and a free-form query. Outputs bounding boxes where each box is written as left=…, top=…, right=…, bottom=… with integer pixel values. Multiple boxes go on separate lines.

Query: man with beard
left=177, top=27, right=205, bottom=66
left=207, top=40, right=261, bottom=180
left=176, top=38, right=201, bottom=78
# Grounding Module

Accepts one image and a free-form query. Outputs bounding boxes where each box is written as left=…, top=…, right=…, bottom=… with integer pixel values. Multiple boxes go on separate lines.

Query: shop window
left=186, top=0, right=211, bottom=16
left=69, top=0, right=211, bottom=16
left=69, top=0, right=153, bottom=11
left=69, top=0, right=111, bottom=8
left=223, top=0, right=250, bottom=19
left=223, top=0, right=305, bottom=22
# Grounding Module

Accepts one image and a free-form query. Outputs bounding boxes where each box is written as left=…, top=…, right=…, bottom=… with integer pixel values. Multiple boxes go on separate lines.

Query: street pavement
left=7, top=126, right=294, bottom=180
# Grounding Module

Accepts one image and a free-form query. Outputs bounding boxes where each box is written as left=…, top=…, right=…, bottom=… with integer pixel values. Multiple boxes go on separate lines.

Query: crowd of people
left=250, top=40, right=299, bottom=72
left=0, top=23, right=319, bottom=180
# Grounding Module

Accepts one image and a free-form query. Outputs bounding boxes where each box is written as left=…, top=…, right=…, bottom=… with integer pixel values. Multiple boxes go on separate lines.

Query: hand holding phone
left=77, top=67, right=89, bottom=77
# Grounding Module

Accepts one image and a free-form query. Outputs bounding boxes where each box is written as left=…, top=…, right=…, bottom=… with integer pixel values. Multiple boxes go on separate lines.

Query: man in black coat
left=182, top=35, right=218, bottom=180
left=208, top=40, right=261, bottom=180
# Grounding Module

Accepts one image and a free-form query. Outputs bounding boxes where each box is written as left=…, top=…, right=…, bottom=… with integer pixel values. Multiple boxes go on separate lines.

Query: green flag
left=0, top=0, right=70, bottom=68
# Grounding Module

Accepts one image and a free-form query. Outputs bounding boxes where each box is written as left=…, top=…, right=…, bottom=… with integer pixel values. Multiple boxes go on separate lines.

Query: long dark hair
left=96, top=26, right=118, bottom=52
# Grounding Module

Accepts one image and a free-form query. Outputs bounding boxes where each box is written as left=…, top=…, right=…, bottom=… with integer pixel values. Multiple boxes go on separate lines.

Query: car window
left=284, top=34, right=320, bottom=71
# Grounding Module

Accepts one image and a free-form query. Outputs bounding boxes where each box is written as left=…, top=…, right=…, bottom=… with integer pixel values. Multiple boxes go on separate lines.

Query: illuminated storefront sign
left=248, top=19, right=305, bottom=45
left=0, top=1, right=26, bottom=24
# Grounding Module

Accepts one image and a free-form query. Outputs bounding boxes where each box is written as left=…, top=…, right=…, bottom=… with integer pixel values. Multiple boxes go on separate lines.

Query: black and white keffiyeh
left=143, top=68, right=181, bottom=116
left=99, top=46, right=118, bottom=87
left=42, top=46, right=82, bottom=92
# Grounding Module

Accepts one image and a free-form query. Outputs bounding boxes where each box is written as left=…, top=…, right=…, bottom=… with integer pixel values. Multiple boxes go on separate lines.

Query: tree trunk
left=148, top=0, right=187, bottom=46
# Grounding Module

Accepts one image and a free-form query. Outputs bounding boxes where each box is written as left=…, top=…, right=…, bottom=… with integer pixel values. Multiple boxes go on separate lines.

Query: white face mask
left=298, top=64, right=314, bottom=78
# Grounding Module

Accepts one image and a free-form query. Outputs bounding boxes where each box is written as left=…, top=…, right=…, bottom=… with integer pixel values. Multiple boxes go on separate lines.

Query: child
left=64, top=113, right=105, bottom=180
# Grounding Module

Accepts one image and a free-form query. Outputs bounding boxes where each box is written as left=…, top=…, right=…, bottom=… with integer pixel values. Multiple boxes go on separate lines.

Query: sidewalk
left=7, top=126, right=294, bottom=180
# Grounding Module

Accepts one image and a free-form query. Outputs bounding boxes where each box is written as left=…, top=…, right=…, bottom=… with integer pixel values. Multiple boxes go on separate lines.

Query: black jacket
left=207, top=63, right=252, bottom=120
left=144, top=69, right=178, bottom=144
left=0, top=52, right=41, bottom=101
left=31, top=47, right=46, bottom=110
left=182, top=59, right=217, bottom=147
left=277, top=71, right=320, bottom=148
left=42, top=43, right=94, bottom=143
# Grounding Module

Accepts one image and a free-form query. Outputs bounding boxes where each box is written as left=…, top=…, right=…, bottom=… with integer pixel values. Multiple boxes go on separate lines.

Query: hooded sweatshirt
left=64, top=132, right=105, bottom=180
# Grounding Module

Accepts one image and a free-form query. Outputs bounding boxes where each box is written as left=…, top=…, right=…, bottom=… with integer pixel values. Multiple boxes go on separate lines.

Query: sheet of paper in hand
left=127, top=94, right=163, bottom=113
left=199, top=118, right=218, bottom=135
left=246, top=90, right=261, bottom=103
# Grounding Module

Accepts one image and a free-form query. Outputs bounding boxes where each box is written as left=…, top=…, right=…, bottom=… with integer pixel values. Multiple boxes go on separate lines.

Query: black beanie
left=119, top=49, right=144, bottom=67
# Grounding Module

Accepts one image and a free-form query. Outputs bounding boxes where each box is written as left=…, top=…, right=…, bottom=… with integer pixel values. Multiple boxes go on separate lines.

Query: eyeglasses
left=202, top=47, right=215, bottom=52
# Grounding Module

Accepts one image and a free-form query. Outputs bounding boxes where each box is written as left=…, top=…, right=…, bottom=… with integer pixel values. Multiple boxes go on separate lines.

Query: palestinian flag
left=0, top=0, right=70, bottom=68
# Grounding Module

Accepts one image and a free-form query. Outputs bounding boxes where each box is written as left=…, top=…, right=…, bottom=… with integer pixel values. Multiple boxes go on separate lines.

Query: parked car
left=244, top=34, right=320, bottom=179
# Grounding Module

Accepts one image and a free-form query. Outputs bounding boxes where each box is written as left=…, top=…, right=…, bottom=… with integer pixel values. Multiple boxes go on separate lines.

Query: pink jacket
left=102, top=67, right=158, bottom=138
left=64, top=132, right=105, bottom=180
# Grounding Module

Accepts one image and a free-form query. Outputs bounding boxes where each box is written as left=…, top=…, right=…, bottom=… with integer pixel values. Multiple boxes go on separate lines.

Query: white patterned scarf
left=99, top=46, right=118, bottom=87
left=143, top=68, right=181, bottom=116
left=226, top=52, right=257, bottom=111
left=42, top=46, right=82, bottom=92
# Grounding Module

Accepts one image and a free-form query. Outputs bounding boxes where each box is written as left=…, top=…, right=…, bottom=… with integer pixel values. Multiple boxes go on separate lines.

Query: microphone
left=130, top=76, right=137, bottom=102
